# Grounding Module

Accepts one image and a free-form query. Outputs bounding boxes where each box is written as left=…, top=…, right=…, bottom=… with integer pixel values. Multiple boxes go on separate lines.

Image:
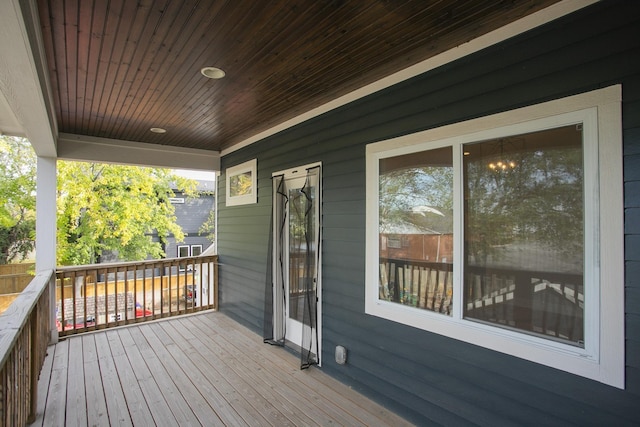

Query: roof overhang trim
left=57, top=133, right=220, bottom=171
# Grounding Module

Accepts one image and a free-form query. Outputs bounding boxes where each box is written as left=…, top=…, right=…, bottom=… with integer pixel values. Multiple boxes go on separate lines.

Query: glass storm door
left=272, top=164, right=321, bottom=367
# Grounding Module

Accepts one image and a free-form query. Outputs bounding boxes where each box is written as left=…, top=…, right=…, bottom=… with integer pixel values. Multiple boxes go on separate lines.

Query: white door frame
left=272, top=162, right=322, bottom=365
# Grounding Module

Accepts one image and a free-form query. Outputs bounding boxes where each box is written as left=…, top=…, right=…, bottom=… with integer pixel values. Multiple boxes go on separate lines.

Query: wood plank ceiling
left=37, top=0, right=560, bottom=153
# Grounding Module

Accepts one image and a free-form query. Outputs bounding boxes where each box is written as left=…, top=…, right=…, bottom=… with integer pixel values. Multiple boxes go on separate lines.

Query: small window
left=178, top=245, right=190, bottom=258
left=191, top=245, right=202, bottom=256
left=365, top=86, right=623, bottom=387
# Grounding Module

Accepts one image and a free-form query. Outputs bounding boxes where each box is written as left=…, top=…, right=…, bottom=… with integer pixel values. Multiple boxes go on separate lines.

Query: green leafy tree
left=199, top=209, right=216, bottom=243
left=465, top=142, right=583, bottom=267
left=57, top=161, right=198, bottom=265
left=0, top=136, right=36, bottom=264
left=379, top=166, right=453, bottom=234
left=229, top=172, right=252, bottom=196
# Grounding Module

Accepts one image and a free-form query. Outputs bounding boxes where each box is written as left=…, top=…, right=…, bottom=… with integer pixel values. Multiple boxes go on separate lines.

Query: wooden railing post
left=27, top=307, right=38, bottom=424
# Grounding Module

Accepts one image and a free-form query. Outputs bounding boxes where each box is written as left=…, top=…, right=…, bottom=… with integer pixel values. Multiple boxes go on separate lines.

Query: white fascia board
left=0, top=0, right=57, bottom=156
left=222, top=0, right=599, bottom=157
left=57, top=133, right=220, bottom=171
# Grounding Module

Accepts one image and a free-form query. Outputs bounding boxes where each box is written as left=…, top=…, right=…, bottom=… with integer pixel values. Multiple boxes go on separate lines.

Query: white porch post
left=36, top=156, right=58, bottom=343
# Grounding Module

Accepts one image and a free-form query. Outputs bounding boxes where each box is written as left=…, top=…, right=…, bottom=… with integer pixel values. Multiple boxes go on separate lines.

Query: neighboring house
left=164, top=179, right=215, bottom=259
left=98, top=180, right=215, bottom=264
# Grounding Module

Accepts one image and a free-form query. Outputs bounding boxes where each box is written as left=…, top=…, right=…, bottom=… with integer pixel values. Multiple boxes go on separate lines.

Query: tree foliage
left=57, top=162, right=198, bottom=265
left=379, top=127, right=583, bottom=272
left=379, top=166, right=453, bottom=234
left=0, top=136, right=36, bottom=264
left=198, top=209, right=216, bottom=243
left=464, top=142, right=583, bottom=267
left=229, top=172, right=252, bottom=196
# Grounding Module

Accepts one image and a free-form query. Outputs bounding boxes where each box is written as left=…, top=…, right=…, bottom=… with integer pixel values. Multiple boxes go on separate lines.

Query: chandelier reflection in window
left=487, top=138, right=521, bottom=172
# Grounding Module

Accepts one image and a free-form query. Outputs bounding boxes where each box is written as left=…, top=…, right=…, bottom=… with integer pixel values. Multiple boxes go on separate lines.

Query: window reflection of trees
left=464, top=125, right=584, bottom=273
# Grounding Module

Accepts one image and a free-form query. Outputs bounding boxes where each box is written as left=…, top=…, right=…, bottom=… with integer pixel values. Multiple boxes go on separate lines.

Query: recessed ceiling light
left=150, top=127, right=167, bottom=134
left=201, top=67, right=225, bottom=79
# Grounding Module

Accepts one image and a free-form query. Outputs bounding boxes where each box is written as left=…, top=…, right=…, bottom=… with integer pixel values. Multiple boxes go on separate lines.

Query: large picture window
left=365, top=86, right=623, bottom=387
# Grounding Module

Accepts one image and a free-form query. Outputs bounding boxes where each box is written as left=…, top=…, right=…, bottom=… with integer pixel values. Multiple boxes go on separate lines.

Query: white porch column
left=36, top=156, right=58, bottom=343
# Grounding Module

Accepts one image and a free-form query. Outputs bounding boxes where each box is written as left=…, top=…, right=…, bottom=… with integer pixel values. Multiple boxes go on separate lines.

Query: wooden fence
left=0, top=264, right=35, bottom=315
left=0, top=270, right=52, bottom=426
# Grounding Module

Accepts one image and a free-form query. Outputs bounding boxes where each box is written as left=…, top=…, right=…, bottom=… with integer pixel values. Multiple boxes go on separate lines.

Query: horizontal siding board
left=625, top=235, right=640, bottom=261
left=322, top=185, right=365, bottom=203
left=323, top=206, right=366, bottom=219
left=216, top=240, right=268, bottom=257
left=627, top=329, right=640, bottom=370
left=322, top=227, right=364, bottom=243
left=323, top=317, right=586, bottom=426
left=626, top=283, right=640, bottom=315
left=624, top=154, right=640, bottom=181
left=626, top=367, right=640, bottom=397
left=323, top=214, right=365, bottom=229
left=326, top=306, right=640, bottom=424
left=322, top=278, right=363, bottom=302
left=624, top=127, right=640, bottom=156
left=217, top=1, right=640, bottom=425
left=625, top=208, right=640, bottom=233
left=624, top=182, right=640, bottom=207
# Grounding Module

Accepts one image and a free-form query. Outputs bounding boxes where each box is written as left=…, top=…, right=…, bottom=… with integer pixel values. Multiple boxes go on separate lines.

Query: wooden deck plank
left=145, top=320, right=254, bottom=426
left=125, top=326, right=202, bottom=426
left=94, top=332, right=133, bottom=426
left=104, top=329, right=156, bottom=427
left=152, top=320, right=268, bottom=426
left=65, top=336, right=87, bottom=427
left=32, top=311, right=413, bottom=427
left=81, top=334, right=110, bottom=426
left=176, top=316, right=316, bottom=426
left=188, top=314, right=369, bottom=427
left=29, top=344, right=55, bottom=427
left=211, top=313, right=413, bottom=427
left=159, top=318, right=298, bottom=426
left=179, top=315, right=318, bottom=426
left=212, top=322, right=368, bottom=426
left=303, top=364, right=415, bottom=427
left=41, top=340, right=68, bottom=427
left=136, top=323, right=226, bottom=426
left=116, top=327, right=180, bottom=427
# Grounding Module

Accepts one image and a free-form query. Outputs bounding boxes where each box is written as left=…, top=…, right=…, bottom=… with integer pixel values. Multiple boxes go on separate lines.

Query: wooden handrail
left=0, top=270, right=53, bottom=425
left=55, top=255, right=218, bottom=336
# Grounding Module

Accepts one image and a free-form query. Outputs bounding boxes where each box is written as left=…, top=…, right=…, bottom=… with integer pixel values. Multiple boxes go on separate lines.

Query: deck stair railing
left=55, top=255, right=218, bottom=337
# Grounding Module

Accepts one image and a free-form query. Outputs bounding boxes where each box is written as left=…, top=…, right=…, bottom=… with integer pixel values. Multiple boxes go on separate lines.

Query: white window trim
left=365, top=85, right=624, bottom=388
left=177, top=245, right=190, bottom=258
left=225, top=158, right=257, bottom=206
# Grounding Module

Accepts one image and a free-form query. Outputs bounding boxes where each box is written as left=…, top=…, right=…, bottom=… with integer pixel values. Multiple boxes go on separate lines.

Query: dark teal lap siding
left=218, top=1, right=640, bottom=425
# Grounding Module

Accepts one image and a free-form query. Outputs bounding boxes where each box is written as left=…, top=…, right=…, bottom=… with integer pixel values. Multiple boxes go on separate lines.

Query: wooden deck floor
left=29, top=311, right=413, bottom=426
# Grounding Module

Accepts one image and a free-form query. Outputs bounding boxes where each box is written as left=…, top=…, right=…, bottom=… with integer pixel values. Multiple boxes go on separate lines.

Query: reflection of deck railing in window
left=465, top=266, right=583, bottom=344
left=379, top=258, right=453, bottom=315
left=379, top=258, right=584, bottom=344
left=55, top=255, right=218, bottom=337
left=288, top=250, right=315, bottom=296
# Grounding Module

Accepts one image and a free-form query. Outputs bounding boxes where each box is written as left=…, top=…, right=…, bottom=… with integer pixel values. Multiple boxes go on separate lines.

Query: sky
left=173, top=169, right=216, bottom=182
